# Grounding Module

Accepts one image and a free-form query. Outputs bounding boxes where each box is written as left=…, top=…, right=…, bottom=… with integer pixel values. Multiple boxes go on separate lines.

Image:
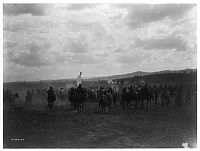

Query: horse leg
left=80, top=101, right=82, bottom=110
left=130, top=100, right=133, bottom=109
left=138, top=100, right=140, bottom=108
left=127, top=101, right=129, bottom=109
left=146, top=100, right=148, bottom=109
left=71, top=101, right=73, bottom=108
left=98, top=102, right=101, bottom=111
left=82, top=101, right=84, bottom=109
left=78, top=103, right=80, bottom=112
left=106, top=106, right=108, bottom=113
left=126, top=101, right=128, bottom=108
left=52, top=103, right=54, bottom=111
left=123, top=101, right=126, bottom=110
left=73, top=101, right=75, bottom=109
left=132, top=100, right=135, bottom=111
left=49, top=103, right=53, bottom=111
left=148, top=99, right=151, bottom=109
left=80, top=103, right=82, bottom=110
left=150, top=99, right=152, bottom=108
left=141, top=100, right=144, bottom=109
left=134, top=100, right=137, bottom=112
left=79, top=102, right=81, bottom=111
left=129, top=100, right=131, bottom=109
left=135, top=100, right=137, bottom=109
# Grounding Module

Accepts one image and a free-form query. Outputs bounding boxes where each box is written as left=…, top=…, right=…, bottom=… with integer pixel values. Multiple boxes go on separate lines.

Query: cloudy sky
left=3, top=3, right=196, bottom=82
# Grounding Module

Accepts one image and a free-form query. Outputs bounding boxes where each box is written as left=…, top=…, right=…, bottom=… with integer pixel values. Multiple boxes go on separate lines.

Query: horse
left=47, top=87, right=56, bottom=111
left=68, top=88, right=79, bottom=110
left=146, top=89, right=154, bottom=109
left=26, top=91, right=32, bottom=105
left=120, top=88, right=128, bottom=110
left=98, top=92, right=106, bottom=112
left=98, top=90, right=112, bottom=113
left=68, top=88, right=75, bottom=108
left=70, top=85, right=87, bottom=112
left=122, top=85, right=154, bottom=111
left=136, top=86, right=154, bottom=110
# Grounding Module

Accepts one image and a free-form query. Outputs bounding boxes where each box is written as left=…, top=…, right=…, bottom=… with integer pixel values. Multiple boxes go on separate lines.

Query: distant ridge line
left=4, top=68, right=197, bottom=83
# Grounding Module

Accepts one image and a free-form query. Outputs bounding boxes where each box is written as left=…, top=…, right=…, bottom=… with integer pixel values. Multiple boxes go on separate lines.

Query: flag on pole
left=77, top=72, right=82, bottom=87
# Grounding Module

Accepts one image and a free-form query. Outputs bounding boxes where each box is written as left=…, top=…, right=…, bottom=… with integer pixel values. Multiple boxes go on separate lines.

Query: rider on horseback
left=47, top=86, right=56, bottom=110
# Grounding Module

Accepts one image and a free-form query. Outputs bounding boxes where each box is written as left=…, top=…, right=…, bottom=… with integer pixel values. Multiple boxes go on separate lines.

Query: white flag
left=77, top=72, right=82, bottom=87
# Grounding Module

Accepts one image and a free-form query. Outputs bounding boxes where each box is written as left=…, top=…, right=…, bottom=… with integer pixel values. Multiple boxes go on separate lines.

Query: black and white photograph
left=2, top=1, right=197, bottom=148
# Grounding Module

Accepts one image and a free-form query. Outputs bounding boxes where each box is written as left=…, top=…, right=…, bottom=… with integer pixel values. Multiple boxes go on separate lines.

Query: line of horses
left=96, top=85, right=155, bottom=113
left=4, top=83, right=188, bottom=113
left=67, top=84, right=159, bottom=113
left=120, top=86, right=154, bottom=110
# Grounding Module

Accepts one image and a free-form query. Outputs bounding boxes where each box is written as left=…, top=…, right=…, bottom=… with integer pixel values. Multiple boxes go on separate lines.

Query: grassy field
left=3, top=95, right=197, bottom=148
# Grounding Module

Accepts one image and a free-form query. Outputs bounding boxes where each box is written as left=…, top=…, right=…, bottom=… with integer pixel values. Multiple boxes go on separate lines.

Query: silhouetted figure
left=121, top=88, right=127, bottom=110
left=112, top=90, right=117, bottom=105
left=77, top=84, right=85, bottom=111
left=68, top=87, right=75, bottom=108
left=127, top=85, right=134, bottom=108
left=47, top=86, right=56, bottom=110
left=105, top=91, right=112, bottom=112
left=98, top=87, right=106, bottom=112
left=154, top=90, right=158, bottom=104
left=31, top=89, right=35, bottom=97
left=26, top=89, right=32, bottom=105
left=5, top=89, right=13, bottom=102
left=140, top=84, right=148, bottom=109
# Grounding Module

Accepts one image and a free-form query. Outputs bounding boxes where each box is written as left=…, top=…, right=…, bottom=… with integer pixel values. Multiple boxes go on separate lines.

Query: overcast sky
left=3, top=4, right=196, bottom=82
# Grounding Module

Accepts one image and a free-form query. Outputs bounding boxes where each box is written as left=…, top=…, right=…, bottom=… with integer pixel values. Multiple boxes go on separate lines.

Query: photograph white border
left=0, top=0, right=199, bottom=150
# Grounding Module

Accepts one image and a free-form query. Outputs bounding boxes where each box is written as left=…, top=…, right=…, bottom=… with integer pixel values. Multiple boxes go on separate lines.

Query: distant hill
left=3, top=68, right=197, bottom=91
left=113, top=70, right=197, bottom=85
left=4, top=68, right=197, bottom=84
left=84, top=68, right=197, bottom=81
left=152, top=69, right=196, bottom=75
left=85, top=71, right=150, bottom=81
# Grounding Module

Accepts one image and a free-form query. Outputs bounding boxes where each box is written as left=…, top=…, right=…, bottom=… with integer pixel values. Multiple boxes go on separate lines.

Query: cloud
left=3, top=4, right=47, bottom=16
left=134, top=34, right=188, bottom=51
left=121, top=4, right=195, bottom=28
left=52, top=53, right=104, bottom=65
left=8, top=42, right=54, bottom=67
left=70, top=53, right=104, bottom=64
left=67, top=40, right=88, bottom=53
left=65, top=4, right=96, bottom=10
left=63, top=33, right=90, bottom=54
left=3, top=4, right=197, bottom=82
left=116, top=48, right=150, bottom=65
left=3, top=40, right=17, bottom=49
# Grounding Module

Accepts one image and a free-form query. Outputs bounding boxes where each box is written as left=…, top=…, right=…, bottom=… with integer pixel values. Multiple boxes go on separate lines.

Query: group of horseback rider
left=5, top=82, right=191, bottom=113
left=68, top=84, right=86, bottom=112
left=26, top=86, right=56, bottom=110
left=97, top=87, right=115, bottom=113
left=20, top=72, right=192, bottom=112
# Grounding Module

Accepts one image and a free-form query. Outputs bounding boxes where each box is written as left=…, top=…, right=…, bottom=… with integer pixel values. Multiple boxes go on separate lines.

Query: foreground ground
left=3, top=97, right=197, bottom=148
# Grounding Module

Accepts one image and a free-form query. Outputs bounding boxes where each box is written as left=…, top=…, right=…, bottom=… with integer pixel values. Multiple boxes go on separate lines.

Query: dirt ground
left=3, top=96, right=197, bottom=148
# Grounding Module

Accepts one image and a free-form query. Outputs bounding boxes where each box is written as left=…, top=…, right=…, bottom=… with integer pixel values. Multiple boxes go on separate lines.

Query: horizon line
left=3, top=68, right=197, bottom=83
